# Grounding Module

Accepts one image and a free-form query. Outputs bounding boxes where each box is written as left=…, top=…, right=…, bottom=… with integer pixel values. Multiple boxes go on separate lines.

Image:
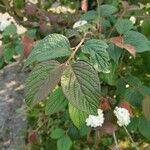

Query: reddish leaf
left=110, top=36, right=136, bottom=58
left=28, top=130, right=40, bottom=144
left=22, top=36, right=34, bottom=58
left=120, top=101, right=133, bottom=116
left=100, top=98, right=111, bottom=111
left=81, top=0, right=88, bottom=12
left=25, top=3, right=37, bottom=16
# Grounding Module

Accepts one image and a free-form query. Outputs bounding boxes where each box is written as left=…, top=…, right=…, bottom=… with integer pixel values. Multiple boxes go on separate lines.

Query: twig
left=65, top=32, right=91, bottom=65
left=123, top=126, right=139, bottom=150
left=107, top=10, right=126, bottom=38
left=113, top=132, right=120, bottom=150
left=96, top=0, right=101, bottom=32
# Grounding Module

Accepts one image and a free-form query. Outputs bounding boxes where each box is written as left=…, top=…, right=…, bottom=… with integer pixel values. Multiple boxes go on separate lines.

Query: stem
left=96, top=0, right=101, bottom=32
left=107, top=10, right=125, bottom=38
left=123, top=126, right=139, bottom=150
left=65, top=32, right=91, bottom=65
left=113, top=132, right=120, bottom=150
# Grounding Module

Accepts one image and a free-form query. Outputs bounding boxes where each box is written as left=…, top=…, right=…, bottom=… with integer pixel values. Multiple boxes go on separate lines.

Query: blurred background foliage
left=0, top=0, right=150, bottom=150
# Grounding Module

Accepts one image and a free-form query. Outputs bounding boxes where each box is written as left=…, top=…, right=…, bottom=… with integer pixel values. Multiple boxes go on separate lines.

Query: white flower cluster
left=114, top=107, right=131, bottom=127
left=86, top=109, right=104, bottom=128
left=73, top=20, right=87, bottom=29
left=0, top=20, right=11, bottom=31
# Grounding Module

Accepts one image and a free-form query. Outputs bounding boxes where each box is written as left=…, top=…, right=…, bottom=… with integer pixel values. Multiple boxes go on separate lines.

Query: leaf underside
left=25, top=60, right=65, bottom=105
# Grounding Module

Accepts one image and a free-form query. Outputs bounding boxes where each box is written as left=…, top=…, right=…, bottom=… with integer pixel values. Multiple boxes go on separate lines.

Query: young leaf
left=138, top=116, right=150, bottom=139
left=45, top=88, right=68, bottom=115
left=123, top=31, right=150, bottom=53
left=57, top=135, right=72, bottom=150
left=69, top=103, right=87, bottom=129
left=99, top=4, right=117, bottom=17
left=25, top=60, right=66, bottom=105
left=24, top=34, right=71, bottom=68
left=50, top=128, right=65, bottom=140
left=115, top=19, right=134, bottom=35
left=61, top=61, right=101, bottom=114
left=110, top=36, right=136, bottom=58
left=142, top=96, right=150, bottom=120
left=81, top=39, right=110, bottom=73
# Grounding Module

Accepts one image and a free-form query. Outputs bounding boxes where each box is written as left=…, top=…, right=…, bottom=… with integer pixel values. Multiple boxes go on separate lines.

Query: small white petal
left=73, top=20, right=87, bottom=28
left=114, top=107, right=130, bottom=127
left=0, top=20, right=11, bottom=31
left=86, top=109, right=104, bottom=128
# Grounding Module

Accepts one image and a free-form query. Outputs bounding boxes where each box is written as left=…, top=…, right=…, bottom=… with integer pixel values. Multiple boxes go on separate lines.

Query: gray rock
left=0, top=62, right=27, bottom=150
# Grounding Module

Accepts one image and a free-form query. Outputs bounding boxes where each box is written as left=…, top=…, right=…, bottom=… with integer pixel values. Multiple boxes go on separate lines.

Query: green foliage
left=142, top=96, right=150, bottom=120
left=138, top=117, right=150, bottom=139
left=61, top=61, right=101, bottom=114
left=107, top=44, right=122, bottom=64
left=80, top=10, right=97, bottom=22
left=50, top=128, right=65, bottom=139
left=123, top=31, right=150, bottom=53
left=81, top=39, right=110, bottom=73
left=24, top=34, right=71, bottom=68
left=2, top=24, right=17, bottom=37
left=69, top=103, right=87, bottom=129
left=21, top=0, right=150, bottom=149
left=115, top=19, right=134, bottom=35
left=3, top=48, right=14, bottom=63
left=57, top=135, right=72, bottom=150
left=99, top=4, right=118, bottom=17
left=46, top=88, right=68, bottom=115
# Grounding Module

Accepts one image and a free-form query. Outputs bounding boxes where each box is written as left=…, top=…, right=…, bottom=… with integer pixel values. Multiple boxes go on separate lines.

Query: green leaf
left=125, top=74, right=143, bottom=88
left=138, top=116, right=150, bottom=139
left=124, top=88, right=143, bottom=107
left=24, top=34, right=71, bottom=68
left=50, top=128, right=65, bottom=140
left=80, top=10, right=97, bottom=22
left=99, top=4, right=118, bottom=17
left=81, top=39, right=110, bottom=73
left=69, top=103, right=87, bottom=129
left=142, top=19, right=150, bottom=39
left=142, top=96, right=150, bottom=120
left=3, top=48, right=14, bottom=63
left=61, top=61, right=101, bottom=114
left=107, top=44, right=122, bottom=64
left=123, top=31, right=150, bottom=53
left=27, top=29, right=37, bottom=40
left=57, top=135, right=72, bottom=150
left=25, top=60, right=66, bottom=105
left=2, top=24, right=17, bottom=37
left=116, top=79, right=126, bottom=97
left=115, top=19, right=134, bottom=35
left=100, top=62, right=117, bottom=86
left=45, top=88, right=68, bottom=115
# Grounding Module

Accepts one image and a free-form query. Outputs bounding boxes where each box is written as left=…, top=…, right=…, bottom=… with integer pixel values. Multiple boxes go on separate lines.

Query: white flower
left=86, top=109, right=104, bottom=128
left=0, top=20, right=11, bottom=31
left=73, top=20, right=87, bottom=29
left=114, top=107, right=131, bottom=127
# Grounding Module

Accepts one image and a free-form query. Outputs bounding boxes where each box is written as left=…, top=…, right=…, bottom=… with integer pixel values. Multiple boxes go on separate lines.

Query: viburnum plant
left=24, top=1, right=150, bottom=149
